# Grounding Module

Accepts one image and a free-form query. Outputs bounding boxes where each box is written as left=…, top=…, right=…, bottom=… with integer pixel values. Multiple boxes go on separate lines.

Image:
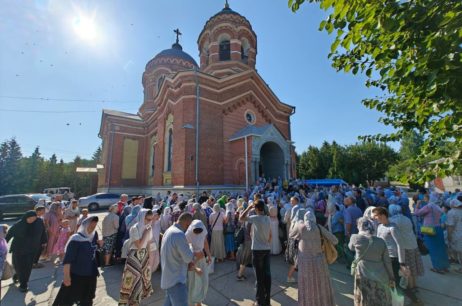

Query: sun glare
left=73, top=14, right=99, bottom=42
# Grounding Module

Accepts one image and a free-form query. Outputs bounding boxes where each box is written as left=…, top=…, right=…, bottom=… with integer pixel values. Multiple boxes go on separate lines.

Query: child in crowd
left=77, top=208, right=89, bottom=229
left=53, top=219, right=71, bottom=263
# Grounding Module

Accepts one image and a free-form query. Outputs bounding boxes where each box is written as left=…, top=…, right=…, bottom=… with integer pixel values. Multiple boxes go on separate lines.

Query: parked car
left=78, top=193, right=120, bottom=211
left=0, top=194, right=44, bottom=220
left=29, top=193, right=52, bottom=203
left=43, top=187, right=75, bottom=200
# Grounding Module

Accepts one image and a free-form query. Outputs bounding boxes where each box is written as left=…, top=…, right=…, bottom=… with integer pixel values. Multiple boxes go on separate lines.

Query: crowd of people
left=1, top=177, right=462, bottom=306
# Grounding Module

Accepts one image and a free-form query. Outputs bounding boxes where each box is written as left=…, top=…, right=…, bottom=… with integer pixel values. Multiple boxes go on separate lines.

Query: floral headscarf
left=304, top=208, right=317, bottom=231
left=125, top=205, right=141, bottom=228
left=357, top=217, right=375, bottom=236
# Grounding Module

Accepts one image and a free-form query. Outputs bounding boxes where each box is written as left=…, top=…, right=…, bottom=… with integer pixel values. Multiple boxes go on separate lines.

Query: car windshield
left=29, top=194, right=52, bottom=202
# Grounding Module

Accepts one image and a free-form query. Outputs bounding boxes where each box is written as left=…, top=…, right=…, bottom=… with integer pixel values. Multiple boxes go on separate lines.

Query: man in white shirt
left=160, top=212, right=195, bottom=306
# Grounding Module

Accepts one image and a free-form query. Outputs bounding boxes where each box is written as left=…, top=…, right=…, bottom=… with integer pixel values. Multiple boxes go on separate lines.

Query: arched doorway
left=259, top=142, right=284, bottom=179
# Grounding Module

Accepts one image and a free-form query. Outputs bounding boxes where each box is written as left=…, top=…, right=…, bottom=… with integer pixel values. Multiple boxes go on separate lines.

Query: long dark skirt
left=12, top=252, right=35, bottom=289
left=53, top=273, right=97, bottom=306
left=424, top=226, right=449, bottom=270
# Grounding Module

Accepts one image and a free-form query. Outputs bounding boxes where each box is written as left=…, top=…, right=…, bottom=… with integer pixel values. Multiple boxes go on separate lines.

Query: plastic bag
left=391, top=288, right=404, bottom=306
left=208, top=256, right=215, bottom=274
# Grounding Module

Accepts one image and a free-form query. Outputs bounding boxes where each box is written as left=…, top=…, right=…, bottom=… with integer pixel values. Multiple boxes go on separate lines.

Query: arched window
left=166, top=128, right=173, bottom=172
left=219, top=40, right=231, bottom=61
left=149, top=135, right=157, bottom=177
left=241, top=38, right=250, bottom=63
left=164, top=114, right=174, bottom=173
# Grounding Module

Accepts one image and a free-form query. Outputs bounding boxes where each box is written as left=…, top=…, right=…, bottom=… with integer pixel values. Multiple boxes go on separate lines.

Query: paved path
left=2, top=213, right=462, bottom=305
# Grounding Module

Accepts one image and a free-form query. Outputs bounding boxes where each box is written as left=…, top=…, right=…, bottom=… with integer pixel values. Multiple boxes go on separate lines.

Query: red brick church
left=98, top=3, right=296, bottom=194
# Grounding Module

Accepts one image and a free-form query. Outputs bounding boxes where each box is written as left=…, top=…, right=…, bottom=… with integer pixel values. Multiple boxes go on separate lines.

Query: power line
left=0, top=95, right=138, bottom=104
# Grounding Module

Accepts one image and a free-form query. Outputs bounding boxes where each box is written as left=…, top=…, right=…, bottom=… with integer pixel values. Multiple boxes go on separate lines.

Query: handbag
left=351, top=237, right=372, bottom=276
left=317, top=225, right=337, bottom=264
left=234, top=224, right=245, bottom=246
left=417, top=238, right=429, bottom=255
left=420, top=226, right=436, bottom=236
left=1, top=260, right=14, bottom=280
left=421, top=205, right=437, bottom=236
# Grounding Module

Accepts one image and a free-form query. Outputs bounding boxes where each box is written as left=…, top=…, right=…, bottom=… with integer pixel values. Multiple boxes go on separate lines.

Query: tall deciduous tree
left=289, top=0, right=462, bottom=182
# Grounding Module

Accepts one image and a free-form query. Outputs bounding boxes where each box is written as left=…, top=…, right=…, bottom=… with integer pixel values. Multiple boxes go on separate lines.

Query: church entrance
left=259, top=141, right=284, bottom=179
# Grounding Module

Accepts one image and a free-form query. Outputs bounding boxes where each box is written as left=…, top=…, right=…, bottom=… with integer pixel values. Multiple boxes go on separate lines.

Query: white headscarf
left=185, top=220, right=208, bottom=252
left=135, top=209, right=152, bottom=234
left=304, top=208, right=317, bottom=231
left=65, top=216, right=97, bottom=251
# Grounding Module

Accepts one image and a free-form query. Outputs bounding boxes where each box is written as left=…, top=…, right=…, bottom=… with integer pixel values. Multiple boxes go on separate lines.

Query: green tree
left=289, top=0, right=462, bottom=182
left=92, top=146, right=102, bottom=164
left=0, top=138, right=23, bottom=194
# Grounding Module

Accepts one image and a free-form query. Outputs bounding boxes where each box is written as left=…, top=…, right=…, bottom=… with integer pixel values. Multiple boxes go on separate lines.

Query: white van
left=43, top=187, right=74, bottom=199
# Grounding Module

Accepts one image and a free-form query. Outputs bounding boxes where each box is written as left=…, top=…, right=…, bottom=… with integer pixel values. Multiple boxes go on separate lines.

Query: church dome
left=197, top=2, right=257, bottom=71
left=142, top=40, right=197, bottom=107
left=145, top=42, right=198, bottom=72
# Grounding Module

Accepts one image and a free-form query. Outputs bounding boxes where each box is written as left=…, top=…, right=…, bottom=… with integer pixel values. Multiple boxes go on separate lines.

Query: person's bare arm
left=63, top=264, right=71, bottom=286
left=239, top=202, right=254, bottom=222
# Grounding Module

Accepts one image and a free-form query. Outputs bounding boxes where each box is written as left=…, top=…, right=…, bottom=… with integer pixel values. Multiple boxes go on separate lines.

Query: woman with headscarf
left=217, top=195, right=228, bottom=210
left=53, top=216, right=101, bottom=306
left=114, top=205, right=132, bottom=260
left=291, top=209, right=337, bottom=306
left=102, top=204, right=120, bottom=266
left=185, top=220, right=212, bottom=306
left=363, top=206, right=378, bottom=235
left=224, top=202, right=237, bottom=260
left=193, top=203, right=207, bottom=227
left=209, top=203, right=226, bottom=262
left=149, top=205, right=162, bottom=273
left=124, top=205, right=142, bottom=240
left=44, top=202, right=63, bottom=261
left=269, top=206, right=282, bottom=255
left=414, top=194, right=450, bottom=274
left=64, top=200, right=80, bottom=234
left=160, top=206, right=173, bottom=232
left=119, top=209, right=154, bottom=305
left=349, top=217, right=394, bottom=306
left=388, top=204, right=424, bottom=304
left=6, top=211, right=47, bottom=292
left=447, top=198, right=462, bottom=273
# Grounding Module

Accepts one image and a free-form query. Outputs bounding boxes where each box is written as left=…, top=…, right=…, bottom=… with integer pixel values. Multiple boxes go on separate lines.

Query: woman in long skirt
left=44, top=203, right=63, bottom=260
left=186, top=220, right=212, bottom=305
left=149, top=206, right=161, bottom=273
left=119, top=209, right=154, bottom=305
left=269, top=206, right=282, bottom=255
left=224, top=203, right=236, bottom=260
left=414, top=198, right=450, bottom=273
left=209, top=204, right=226, bottom=262
left=294, top=209, right=338, bottom=306
left=349, top=217, right=394, bottom=306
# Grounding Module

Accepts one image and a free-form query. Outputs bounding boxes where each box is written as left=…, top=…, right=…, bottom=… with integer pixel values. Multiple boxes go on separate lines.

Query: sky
left=0, top=0, right=395, bottom=162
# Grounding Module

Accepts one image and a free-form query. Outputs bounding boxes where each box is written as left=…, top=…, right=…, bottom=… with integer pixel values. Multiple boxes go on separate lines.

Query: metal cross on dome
left=174, top=28, right=182, bottom=44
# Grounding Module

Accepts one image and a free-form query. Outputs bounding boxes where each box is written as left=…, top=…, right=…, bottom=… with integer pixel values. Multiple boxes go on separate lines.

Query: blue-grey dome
left=153, top=43, right=198, bottom=67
